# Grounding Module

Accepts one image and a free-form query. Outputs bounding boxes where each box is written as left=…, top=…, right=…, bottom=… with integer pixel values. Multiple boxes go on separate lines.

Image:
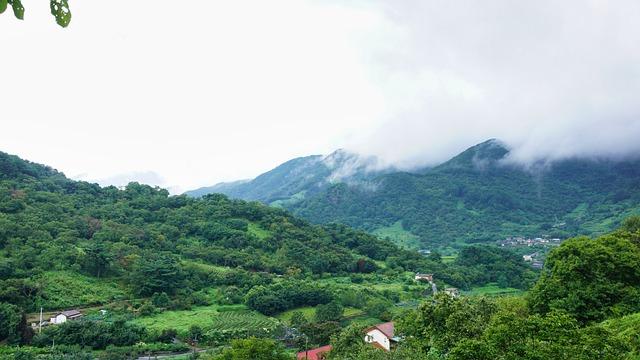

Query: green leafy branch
left=0, top=0, right=71, bottom=27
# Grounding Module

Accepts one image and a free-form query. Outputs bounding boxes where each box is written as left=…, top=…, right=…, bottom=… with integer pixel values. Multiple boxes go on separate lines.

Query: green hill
left=0, top=150, right=533, bottom=311
left=0, top=150, right=541, bottom=356
left=188, top=140, right=640, bottom=249
left=0, top=150, right=400, bottom=312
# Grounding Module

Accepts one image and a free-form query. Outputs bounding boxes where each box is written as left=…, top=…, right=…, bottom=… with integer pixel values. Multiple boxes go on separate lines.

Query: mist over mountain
left=187, top=139, right=640, bottom=249
left=185, top=150, right=395, bottom=202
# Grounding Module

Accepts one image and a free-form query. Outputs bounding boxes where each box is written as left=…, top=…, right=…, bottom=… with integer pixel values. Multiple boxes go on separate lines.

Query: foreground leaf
left=50, top=0, right=71, bottom=27
left=10, top=0, right=24, bottom=20
left=0, top=0, right=8, bottom=15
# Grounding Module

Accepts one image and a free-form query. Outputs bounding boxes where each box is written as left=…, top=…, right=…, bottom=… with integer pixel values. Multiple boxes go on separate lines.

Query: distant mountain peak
left=436, top=139, right=510, bottom=170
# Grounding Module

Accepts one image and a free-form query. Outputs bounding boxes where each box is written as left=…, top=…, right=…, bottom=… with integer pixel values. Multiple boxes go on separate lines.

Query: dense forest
left=0, top=151, right=536, bottom=358
left=189, top=140, right=640, bottom=249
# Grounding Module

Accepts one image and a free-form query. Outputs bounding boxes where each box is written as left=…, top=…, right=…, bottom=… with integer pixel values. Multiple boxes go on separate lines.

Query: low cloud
left=345, top=0, right=640, bottom=169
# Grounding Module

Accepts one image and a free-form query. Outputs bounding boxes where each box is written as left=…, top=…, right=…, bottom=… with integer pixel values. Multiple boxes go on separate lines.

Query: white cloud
left=346, top=0, right=640, bottom=168
left=2, top=0, right=639, bottom=192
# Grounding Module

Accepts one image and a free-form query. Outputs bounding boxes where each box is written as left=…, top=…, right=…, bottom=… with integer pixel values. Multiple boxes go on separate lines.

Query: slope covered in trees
left=189, top=139, right=640, bottom=249
left=324, top=219, right=640, bottom=360
left=0, top=150, right=535, bottom=354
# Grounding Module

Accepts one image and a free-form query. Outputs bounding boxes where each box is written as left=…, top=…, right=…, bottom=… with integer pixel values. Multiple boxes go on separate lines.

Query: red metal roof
left=366, top=322, right=395, bottom=339
left=297, top=345, right=332, bottom=360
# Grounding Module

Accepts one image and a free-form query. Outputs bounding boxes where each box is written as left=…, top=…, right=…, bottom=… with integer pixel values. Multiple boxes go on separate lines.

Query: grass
left=373, top=221, right=421, bottom=249
left=131, top=304, right=248, bottom=332
left=441, top=255, right=457, bottom=264
left=276, top=306, right=364, bottom=323
left=36, top=271, right=127, bottom=310
left=182, top=260, right=233, bottom=274
left=276, top=306, right=316, bottom=322
left=465, top=283, right=523, bottom=297
left=247, top=222, right=270, bottom=239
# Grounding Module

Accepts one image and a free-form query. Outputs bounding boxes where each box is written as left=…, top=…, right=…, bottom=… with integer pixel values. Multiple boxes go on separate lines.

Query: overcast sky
left=2, top=0, right=640, bottom=193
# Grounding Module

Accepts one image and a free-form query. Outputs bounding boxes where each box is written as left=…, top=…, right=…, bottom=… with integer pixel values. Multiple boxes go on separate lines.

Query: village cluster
left=496, top=236, right=564, bottom=269
left=496, top=236, right=562, bottom=247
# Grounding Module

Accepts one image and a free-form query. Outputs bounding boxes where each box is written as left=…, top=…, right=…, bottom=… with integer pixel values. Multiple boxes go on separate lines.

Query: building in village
left=50, top=309, right=83, bottom=324
left=414, top=273, right=434, bottom=282
left=364, top=322, right=400, bottom=351
left=297, top=345, right=332, bottom=360
left=444, top=287, right=460, bottom=298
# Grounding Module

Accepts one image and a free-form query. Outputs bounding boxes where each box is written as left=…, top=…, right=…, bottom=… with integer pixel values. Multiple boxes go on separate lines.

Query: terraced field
left=132, top=304, right=280, bottom=343
left=204, top=310, right=281, bottom=344
left=210, top=310, right=278, bottom=332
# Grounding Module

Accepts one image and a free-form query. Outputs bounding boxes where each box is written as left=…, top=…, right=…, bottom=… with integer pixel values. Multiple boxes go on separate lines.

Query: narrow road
left=137, top=348, right=208, bottom=360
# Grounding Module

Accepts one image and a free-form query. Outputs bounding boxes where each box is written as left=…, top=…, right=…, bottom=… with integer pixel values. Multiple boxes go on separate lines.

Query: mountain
left=187, top=139, right=640, bottom=249
left=185, top=150, right=392, bottom=206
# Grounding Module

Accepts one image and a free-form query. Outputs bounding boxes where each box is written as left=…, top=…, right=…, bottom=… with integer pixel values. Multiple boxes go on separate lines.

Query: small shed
left=50, top=310, right=83, bottom=324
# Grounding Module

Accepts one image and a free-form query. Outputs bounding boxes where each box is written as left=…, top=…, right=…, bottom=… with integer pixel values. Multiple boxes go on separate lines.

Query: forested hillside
left=324, top=218, right=640, bottom=359
left=0, top=151, right=536, bottom=358
left=190, top=140, right=640, bottom=249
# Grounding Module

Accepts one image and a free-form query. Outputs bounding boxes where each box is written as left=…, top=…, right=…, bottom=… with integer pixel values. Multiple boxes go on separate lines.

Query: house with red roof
left=363, top=322, right=398, bottom=351
left=297, top=345, right=332, bottom=360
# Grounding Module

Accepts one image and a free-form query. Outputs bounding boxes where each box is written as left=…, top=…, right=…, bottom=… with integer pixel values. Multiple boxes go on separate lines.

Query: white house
left=364, top=322, right=398, bottom=351
left=50, top=310, right=82, bottom=324
left=414, top=273, right=434, bottom=282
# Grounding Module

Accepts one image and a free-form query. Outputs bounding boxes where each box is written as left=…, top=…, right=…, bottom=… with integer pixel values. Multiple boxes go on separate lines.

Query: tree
left=128, top=252, right=185, bottom=296
left=0, top=302, right=22, bottom=344
left=364, top=299, right=393, bottom=320
left=151, top=292, right=171, bottom=308
left=290, top=311, right=309, bottom=329
left=315, top=301, right=344, bottom=323
left=82, top=243, right=112, bottom=278
left=187, top=325, right=203, bottom=346
left=0, top=0, right=71, bottom=27
left=301, top=321, right=342, bottom=348
left=398, top=293, right=496, bottom=354
left=213, top=338, right=290, bottom=360
left=528, top=233, right=640, bottom=324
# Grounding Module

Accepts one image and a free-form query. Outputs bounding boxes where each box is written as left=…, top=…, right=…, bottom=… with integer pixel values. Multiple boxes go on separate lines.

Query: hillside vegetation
left=0, top=151, right=536, bottom=358
left=324, top=219, right=640, bottom=359
left=188, top=140, right=640, bottom=249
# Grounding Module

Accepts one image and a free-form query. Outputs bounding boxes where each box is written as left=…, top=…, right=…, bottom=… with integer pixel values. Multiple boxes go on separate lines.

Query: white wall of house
left=50, top=314, right=67, bottom=324
left=364, top=329, right=390, bottom=351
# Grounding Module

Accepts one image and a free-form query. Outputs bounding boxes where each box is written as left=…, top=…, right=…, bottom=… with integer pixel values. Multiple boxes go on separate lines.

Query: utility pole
left=39, top=307, right=43, bottom=334
left=192, top=334, right=198, bottom=359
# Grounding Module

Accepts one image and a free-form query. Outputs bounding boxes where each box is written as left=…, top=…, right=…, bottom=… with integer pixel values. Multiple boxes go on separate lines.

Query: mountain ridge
left=186, top=139, right=640, bottom=249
